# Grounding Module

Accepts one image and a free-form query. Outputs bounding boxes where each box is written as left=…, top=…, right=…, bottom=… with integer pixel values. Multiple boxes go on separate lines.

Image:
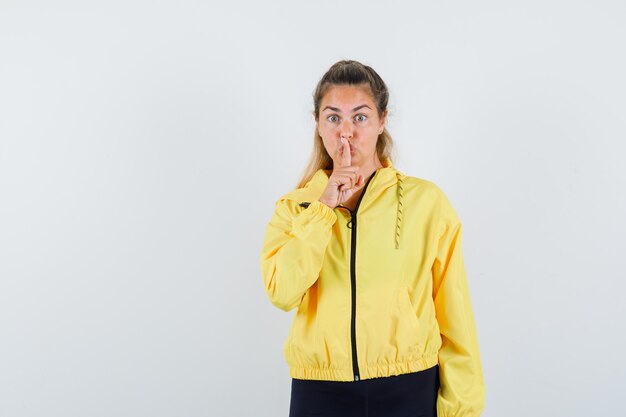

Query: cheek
left=320, top=136, right=335, bottom=153
left=318, top=125, right=338, bottom=144
left=319, top=122, right=335, bottom=134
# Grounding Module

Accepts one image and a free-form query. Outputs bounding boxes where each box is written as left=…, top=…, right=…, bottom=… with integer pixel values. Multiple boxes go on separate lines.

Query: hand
left=318, top=138, right=365, bottom=209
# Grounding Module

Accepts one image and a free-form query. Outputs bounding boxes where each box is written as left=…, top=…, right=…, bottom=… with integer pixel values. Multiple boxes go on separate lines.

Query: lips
left=341, top=142, right=356, bottom=155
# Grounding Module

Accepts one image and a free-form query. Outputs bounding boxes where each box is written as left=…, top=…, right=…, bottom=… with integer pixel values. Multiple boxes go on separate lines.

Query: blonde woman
left=260, top=60, right=485, bottom=417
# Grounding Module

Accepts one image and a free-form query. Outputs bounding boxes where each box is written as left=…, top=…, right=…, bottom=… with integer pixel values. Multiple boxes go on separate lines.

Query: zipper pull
left=336, top=204, right=353, bottom=228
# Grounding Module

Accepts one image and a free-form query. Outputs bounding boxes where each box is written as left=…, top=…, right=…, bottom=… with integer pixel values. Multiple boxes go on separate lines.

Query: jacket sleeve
left=432, top=189, right=485, bottom=417
left=259, top=199, right=337, bottom=312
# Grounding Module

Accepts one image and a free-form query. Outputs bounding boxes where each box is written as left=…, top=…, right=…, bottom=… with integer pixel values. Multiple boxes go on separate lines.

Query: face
left=315, top=84, right=387, bottom=167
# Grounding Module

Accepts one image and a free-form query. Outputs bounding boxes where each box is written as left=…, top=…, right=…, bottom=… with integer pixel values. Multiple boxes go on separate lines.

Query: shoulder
left=397, top=174, right=447, bottom=201
left=398, top=173, right=460, bottom=220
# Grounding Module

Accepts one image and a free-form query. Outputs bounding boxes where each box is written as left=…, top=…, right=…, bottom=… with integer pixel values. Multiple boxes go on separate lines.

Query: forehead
left=320, top=84, right=374, bottom=110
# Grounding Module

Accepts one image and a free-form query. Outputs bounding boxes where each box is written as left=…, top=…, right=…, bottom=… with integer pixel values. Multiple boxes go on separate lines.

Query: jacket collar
left=280, top=157, right=407, bottom=249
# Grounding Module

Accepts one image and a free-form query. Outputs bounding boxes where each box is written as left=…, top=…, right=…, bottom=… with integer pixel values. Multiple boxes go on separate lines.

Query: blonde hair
left=295, top=59, right=397, bottom=189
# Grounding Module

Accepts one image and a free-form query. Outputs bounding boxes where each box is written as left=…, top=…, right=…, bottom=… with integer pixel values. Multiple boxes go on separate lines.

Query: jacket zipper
left=337, top=171, right=377, bottom=382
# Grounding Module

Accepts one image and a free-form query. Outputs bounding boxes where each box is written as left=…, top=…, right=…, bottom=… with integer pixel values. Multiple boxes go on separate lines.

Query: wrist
left=317, top=199, right=335, bottom=209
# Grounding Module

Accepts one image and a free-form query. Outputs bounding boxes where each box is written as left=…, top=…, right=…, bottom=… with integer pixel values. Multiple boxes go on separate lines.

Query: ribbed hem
left=360, top=353, right=439, bottom=380
left=289, top=366, right=354, bottom=382
left=288, top=353, right=439, bottom=382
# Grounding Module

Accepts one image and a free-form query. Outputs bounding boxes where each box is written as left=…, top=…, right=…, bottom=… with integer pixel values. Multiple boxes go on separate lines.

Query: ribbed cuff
left=292, top=199, right=337, bottom=231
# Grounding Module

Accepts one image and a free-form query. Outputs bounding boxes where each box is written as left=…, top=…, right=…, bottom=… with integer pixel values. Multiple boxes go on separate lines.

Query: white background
left=1, top=1, right=625, bottom=416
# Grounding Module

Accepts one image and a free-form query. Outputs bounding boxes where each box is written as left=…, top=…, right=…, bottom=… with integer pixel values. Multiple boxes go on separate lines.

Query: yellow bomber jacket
left=259, top=158, right=485, bottom=417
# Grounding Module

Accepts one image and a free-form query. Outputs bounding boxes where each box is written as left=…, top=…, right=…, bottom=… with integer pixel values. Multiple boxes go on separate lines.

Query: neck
left=354, top=154, right=384, bottom=182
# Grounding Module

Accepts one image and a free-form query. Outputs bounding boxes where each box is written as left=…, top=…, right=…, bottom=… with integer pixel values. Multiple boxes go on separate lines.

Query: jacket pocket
left=396, top=285, right=421, bottom=356
left=285, top=306, right=313, bottom=368
left=284, top=317, right=299, bottom=367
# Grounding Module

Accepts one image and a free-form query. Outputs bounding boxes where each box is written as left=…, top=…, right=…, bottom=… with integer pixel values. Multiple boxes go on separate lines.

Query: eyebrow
left=322, top=104, right=372, bottom=112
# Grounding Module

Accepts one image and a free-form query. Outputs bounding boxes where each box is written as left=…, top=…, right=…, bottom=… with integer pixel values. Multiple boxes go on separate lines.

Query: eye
left=355, top=114, right=367, bottom=122
left=327, top=115, right=339, bottom=123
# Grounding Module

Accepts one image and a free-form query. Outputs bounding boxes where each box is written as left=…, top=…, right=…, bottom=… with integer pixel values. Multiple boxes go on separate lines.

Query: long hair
left=295, top=59, right=397, bottom=189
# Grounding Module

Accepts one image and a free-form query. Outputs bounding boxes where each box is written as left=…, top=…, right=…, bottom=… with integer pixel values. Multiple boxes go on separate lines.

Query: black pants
left=289, top=364, right=439, bottom=417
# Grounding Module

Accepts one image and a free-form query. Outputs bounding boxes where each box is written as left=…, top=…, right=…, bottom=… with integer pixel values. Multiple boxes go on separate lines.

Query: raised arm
left=259, top=199, right=337, bottom=312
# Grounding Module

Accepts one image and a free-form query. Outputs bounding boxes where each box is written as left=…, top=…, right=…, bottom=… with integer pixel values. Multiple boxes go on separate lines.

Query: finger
left=345, top=174, right=354, bottom=191
left=339, top=138, right=351, bottom=168
left=339, top=176, right=353, bottom=192
left=345, top=173, right=357, bottom=191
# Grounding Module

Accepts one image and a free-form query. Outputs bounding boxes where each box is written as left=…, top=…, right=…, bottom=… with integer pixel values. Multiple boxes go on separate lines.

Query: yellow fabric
left=259, top=158, right=485, bottom=417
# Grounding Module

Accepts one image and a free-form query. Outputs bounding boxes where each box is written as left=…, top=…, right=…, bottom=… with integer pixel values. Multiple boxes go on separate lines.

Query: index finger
left=339, top=137, right=351, bottom=168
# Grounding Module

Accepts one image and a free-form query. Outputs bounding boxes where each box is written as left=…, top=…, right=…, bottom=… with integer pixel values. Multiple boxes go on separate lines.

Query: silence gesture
left=318, top=137, right=365, bottom=209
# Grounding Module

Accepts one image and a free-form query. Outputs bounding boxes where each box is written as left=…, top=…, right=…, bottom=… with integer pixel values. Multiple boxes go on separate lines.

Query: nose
left=339, top=120, right=354, bottom=139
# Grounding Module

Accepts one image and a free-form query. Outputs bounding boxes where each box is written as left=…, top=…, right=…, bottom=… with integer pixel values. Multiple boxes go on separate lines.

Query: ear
left=380, top=109, right=388, bottom=130
left=314, top=112, right=322, bottom=136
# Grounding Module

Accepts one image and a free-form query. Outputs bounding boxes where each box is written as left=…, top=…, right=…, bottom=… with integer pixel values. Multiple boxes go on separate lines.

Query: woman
left=260, top=60, right=485, bottom=417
